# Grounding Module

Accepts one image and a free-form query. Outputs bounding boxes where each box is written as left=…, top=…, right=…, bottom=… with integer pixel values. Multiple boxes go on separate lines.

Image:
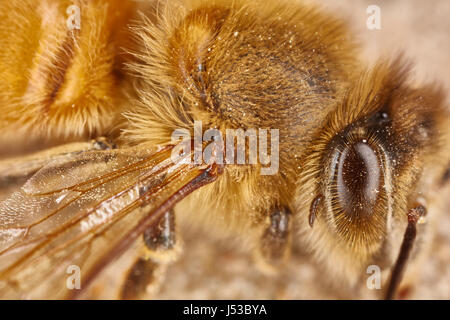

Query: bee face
left=295, top=61, right=450, bottom=289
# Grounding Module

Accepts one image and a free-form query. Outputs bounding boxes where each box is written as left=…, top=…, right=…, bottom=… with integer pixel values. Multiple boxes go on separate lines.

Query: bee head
left=295, top=59, right=449, bottom=287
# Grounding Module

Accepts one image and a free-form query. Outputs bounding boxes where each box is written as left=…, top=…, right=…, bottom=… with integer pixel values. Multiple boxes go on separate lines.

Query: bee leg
left=120, top=257, right=168, bottom=300
left=256, top=206, right=292, bottom=273
left=385, top=205, right=426, bottom=300
left=142, top=209, right=181, bottom=262
left=120, top=209, right=179, bottom=299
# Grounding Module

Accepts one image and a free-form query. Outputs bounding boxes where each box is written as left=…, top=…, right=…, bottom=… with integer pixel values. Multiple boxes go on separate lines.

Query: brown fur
left=123, top=0, right=359, bottom=248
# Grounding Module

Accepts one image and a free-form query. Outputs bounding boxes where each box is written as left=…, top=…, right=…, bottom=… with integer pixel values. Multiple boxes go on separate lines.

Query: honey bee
left=0, top=0, right=449, bottom=300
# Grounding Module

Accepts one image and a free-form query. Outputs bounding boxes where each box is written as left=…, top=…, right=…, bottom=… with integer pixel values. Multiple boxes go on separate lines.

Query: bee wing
left=0, top=141, right=101, bottom=189
left=0, top=144, right=220, bottom=299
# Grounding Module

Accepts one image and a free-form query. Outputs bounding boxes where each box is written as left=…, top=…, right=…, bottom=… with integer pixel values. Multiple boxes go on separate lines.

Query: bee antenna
left=308, top=194, right=323, bottom=228
left=384, top=205, right=426, bottom=300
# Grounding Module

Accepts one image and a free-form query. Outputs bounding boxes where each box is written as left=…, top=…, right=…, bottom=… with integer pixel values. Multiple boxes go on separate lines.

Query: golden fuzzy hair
left=295, top=59, right=450, bottom=288
left=121, top=0, right=359, bottom=246
left=0, top=0, right=135, bottom=139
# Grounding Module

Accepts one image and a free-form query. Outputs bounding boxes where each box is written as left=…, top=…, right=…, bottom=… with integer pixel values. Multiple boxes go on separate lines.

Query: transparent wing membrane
left=0, top=143, right=221, bottom=299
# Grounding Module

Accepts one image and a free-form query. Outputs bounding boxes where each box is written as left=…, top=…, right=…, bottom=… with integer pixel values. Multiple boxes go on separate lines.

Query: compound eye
left=336, top=141, right=381, bottom=218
